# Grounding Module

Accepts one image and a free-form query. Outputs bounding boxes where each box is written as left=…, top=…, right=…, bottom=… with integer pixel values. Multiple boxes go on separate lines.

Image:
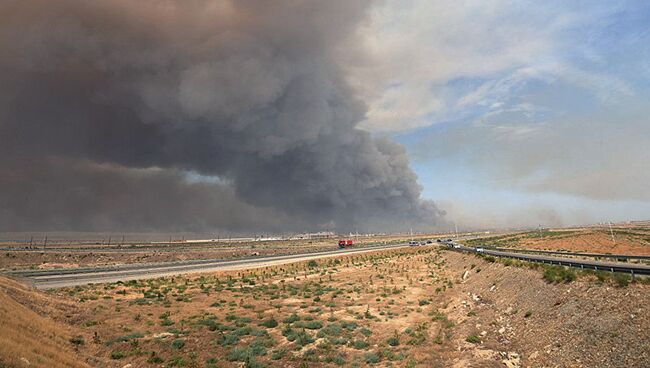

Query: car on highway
left=475, top=247, right=484, bottom=253
left=426, top=240, right=433, bottom=244
left=408, top=241, right=419, bottom=246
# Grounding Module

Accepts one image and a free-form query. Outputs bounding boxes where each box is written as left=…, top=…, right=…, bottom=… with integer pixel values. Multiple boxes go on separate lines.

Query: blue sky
left=357, top=1, right=650, bottom=229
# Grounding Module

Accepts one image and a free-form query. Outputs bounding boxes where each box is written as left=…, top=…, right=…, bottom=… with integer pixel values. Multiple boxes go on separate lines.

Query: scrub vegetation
left=1, top=236, right=649, bottom=367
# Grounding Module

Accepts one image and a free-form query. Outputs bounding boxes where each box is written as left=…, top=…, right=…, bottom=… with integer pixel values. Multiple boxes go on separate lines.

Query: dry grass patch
left=0, top=277, right=88, bottom=368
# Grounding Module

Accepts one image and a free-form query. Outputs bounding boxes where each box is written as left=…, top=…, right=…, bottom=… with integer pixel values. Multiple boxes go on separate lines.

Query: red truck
left=338, top=239, right=353, bottom=248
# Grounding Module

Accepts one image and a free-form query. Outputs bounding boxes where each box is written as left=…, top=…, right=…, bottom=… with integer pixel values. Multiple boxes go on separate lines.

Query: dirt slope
left=0, top=277, right=88, bottom=368
left=440, top=252, right=650, bottom=367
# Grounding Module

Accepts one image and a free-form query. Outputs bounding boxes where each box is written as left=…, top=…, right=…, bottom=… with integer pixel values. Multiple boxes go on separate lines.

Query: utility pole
left=107, top=236, right=111, bottom=246
left=43, top=235, right=48, bottom=250
left=455, top=223, right=459, bottom=238
left=29, top=236, right=33, bottom=248
left=608, top=222, right=616, bottom=245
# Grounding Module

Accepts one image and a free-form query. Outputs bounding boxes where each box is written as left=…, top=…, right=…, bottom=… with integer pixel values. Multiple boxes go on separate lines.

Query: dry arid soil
left=468, top=226, right=650, bottom=256
left=1, top=245, right=649, bottom=368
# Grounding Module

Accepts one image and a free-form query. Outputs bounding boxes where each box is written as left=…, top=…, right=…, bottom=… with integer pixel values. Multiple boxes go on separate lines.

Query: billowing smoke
left=0, top=0, right=445, bottom=233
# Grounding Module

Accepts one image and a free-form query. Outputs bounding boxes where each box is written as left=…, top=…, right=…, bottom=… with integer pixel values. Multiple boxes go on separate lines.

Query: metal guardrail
left=442, top=241, right=650, bottom=276
left=484, top=247, right=650, bottom=260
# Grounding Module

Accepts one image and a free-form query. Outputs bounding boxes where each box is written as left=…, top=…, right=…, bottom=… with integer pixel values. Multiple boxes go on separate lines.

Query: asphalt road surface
left=9, top=243, right=412, bottom=289
left=10, top=236, right=647, bottom=289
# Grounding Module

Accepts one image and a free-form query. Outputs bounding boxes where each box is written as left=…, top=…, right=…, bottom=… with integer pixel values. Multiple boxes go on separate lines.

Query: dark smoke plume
left=0, top=0, right=445, bottom=233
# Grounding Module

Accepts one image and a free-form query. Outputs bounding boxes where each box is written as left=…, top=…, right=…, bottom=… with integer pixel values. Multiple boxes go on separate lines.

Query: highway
left=8, top=243, right=412, bottom=289
left=8, top=237, right=649, bottom=289
left=449, top=242, right=650, bottom=275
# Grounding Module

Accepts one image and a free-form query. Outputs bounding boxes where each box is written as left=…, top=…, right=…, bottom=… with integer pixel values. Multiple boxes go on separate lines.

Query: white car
left=475, top=247, right=484, bottom=253
left=453, top=244, right=461, bottom=249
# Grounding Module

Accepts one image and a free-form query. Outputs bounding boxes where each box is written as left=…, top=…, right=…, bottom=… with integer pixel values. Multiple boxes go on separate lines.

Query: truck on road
left=338, top=239, right=354, bottom=248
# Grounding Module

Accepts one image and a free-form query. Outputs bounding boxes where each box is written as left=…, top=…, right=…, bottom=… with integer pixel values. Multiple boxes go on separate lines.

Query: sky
left=352, top=0, right=650, bottom=230
left=1, top=1, right=648, bottom=234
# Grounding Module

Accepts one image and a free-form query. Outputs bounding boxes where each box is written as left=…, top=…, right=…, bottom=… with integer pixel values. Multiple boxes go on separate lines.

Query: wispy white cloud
left=349, top=0, right=634, bottom=133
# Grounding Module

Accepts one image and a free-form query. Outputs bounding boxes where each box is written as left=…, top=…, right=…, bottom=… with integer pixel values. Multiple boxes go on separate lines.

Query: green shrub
left=271, top=348, right=287, bottom=360
left=613, top=273, right=631, bottom=287
left=227, top=339, right=269, bottom=362
left=302, top=348, right=318, bottom=361
left=295, top=330, right=315, bottom=347
left=69, top=336, right=84, bottom=346
left=359, top=327, right=372, bottom=336
left=283, top=327, right=314, bottom=346
left=317, top=323, right=342, bottom=338
left=594, top=270, right=609, bottom=283
left=260, top=318, right=278, bottom=328
left=465, top=335, right=480, bottom=344
left=203, top=320, right=218, bottom=331
left=171, top=339, right=185, bottom=349
left=216, top=322, right=236, bottom=332
left=283, top=313, right=300, bottom=324
left=166, top=356, right=186, bottom=367
left=219, top=333, right=240, bottom=346
left=147, top=352, right=164, bottom=364
left=325, top=354, right=346, bottom=365
left=234, top=326, right=253, bottom=336
left=295, top=320, right=322, bottom=330
left=130, top=298, right=151, bottom=306
left=352, top=339, right=368, bottom=349
left=543, top=265, right=576, bottom=283
left=115, top=332, right=144, bottom=342
left=110, top=351, right=125, bottom=359
left=364, top=352, right=380, bottom=364
left=339, top=320, right=357, bottom=330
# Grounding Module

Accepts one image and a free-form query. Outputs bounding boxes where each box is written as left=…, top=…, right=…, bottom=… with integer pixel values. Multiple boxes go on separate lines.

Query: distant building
left=293, top=231, right=336, bottom=240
